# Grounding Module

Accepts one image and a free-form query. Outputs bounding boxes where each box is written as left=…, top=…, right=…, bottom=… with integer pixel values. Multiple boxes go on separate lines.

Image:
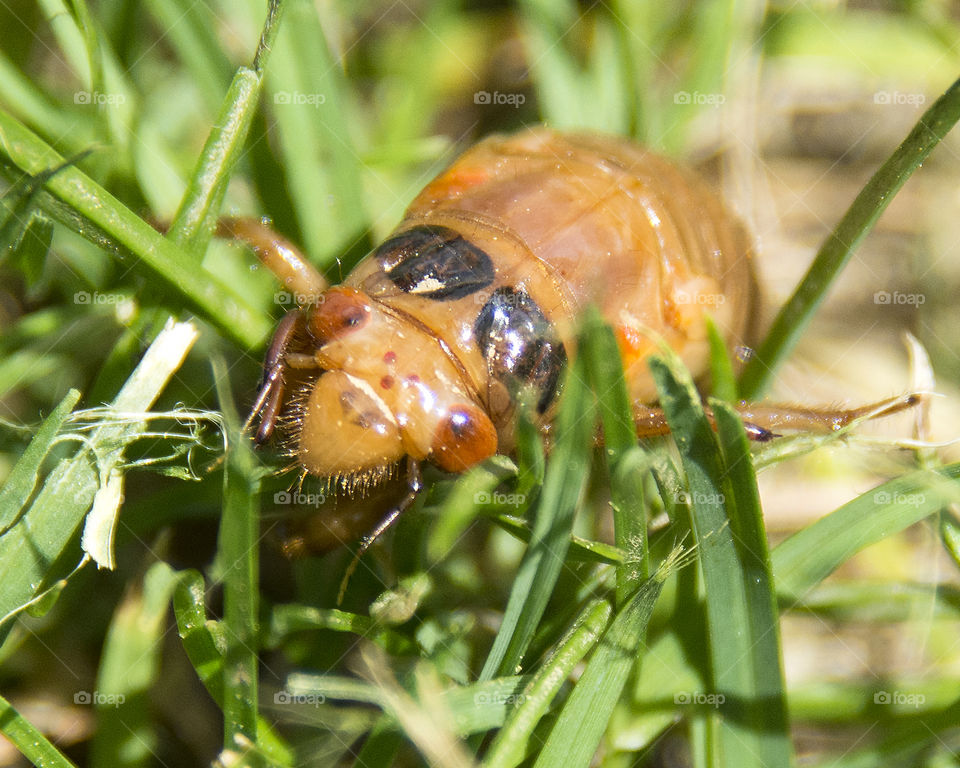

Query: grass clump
left=2, top=2, right=960, bottom=767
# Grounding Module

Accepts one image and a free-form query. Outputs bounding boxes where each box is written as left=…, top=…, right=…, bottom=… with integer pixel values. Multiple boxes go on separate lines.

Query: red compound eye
left=309, top=288, right=370, bottom=343
left=431, top=403, right=498, bottom=473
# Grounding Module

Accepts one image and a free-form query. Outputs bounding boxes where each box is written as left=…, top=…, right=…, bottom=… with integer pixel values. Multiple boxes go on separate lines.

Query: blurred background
left=2, top=0, right=960, bottom=765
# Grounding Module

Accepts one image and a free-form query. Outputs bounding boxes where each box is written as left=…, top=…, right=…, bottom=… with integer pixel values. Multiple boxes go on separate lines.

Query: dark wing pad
left=474, top=286, right=566, bottom=414
left=375, top=225, right=495, bottom=301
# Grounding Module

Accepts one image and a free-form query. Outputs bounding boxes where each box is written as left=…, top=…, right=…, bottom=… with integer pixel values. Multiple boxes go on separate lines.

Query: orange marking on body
left=422, top=166, right=490, bottom=199
left=615, top=325, right=654, bottom=370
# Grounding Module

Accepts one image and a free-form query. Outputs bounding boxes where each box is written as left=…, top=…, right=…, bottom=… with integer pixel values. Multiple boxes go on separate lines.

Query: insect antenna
left=337, top=457, right=423, bottom=605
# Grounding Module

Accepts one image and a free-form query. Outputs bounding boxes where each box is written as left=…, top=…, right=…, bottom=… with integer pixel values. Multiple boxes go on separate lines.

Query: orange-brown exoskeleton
left=239, top=128, right=916, bottom=558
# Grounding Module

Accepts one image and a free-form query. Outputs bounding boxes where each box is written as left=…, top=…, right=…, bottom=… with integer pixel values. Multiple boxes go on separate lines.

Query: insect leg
left=633, top=393, right=922, bottom=442
left=733, top=393, right=923, bottom=436
left=245, top=310, right=303, bottom=444
left=217, top=216, right=328, bottom=302
left=337, top=458, right=424, bottom=605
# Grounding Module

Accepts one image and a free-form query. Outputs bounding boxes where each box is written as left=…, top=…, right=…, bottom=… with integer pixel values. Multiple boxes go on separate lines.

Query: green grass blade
left=490, top=514, right=624, bottom=565
left=0, top=111, right=272, bottom=347
left=167, top=0, right=286, bottom=256
left=0, top=693, right=78, bottom=767
left=739, top=76, right=960, bottom=398
left=266, top=604, right=413, bottom=655
left=166, top=66, right=262, bottom=254
left=37, top=0, right=91, bottom=85
left=9, top=213, right=54, bottom=296
left=706, top=315, right=737, bottom=402
left=791, top=580, right=960, bottom=622
left=651, top=353, right=792, bottom=768
left=351, top=718, right=402, bottom=767
left=0, top=48, right=95, bottom=151
left=580, top=308, right=650, bottom=598
left=290, top=671, right=529, bottom=738
left=711, top=399, right=791, bottom=759
left=818, top=699, right=960, bottom=768
left=484, top=597, right=612, bottom=768
left=212, top=355, right=263, bottom=753
left=479, top=350, right=596, bottom=681
left=141, top=0, right=233, bottom=110
left=89, top=561, right=181, bottom=768
left=427, top=457, right=519, bottom=565
left=0, top=388, right=80, bottom=531
left=172, top=568, right=227, bottom=700
left=532, top=555, right=677, bottom=768
left=172, top=569, right=292, bottom=764
left=772, top=464, right=960, bottom=603
left=265, top=0, right=367, bottom=262
left=660, top=0, right=735, bottom=152
left=0, top=320, right=197, bottom=643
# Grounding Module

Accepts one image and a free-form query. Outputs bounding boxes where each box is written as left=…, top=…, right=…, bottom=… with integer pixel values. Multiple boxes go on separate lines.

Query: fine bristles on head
left=329, top=462, right=401, bottom=497
left=280, top=375, right=403, bottom=497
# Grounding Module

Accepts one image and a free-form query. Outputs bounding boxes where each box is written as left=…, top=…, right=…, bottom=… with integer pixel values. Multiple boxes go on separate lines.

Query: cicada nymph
left=237, top=128, right=916, bottom=556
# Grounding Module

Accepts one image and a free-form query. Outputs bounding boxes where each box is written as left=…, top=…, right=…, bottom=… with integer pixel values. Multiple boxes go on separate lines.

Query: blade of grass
left=89, top=561, right=181, bottom=768
left=484, top=597, right=612, bottom=768
left=821, top=699, right=960, bottom=768
left=711, top=399, right=791, bottom=759
left=0, top=49, right=96, bottom=151
left=790, top=580, right=960, bottom=622
left=9, top=213, right=54, bottom=297
left=531, top=550, right=682, bottom=768
left=479, top=349, right=596, bottom=680
left=172, top=569, right=293, bottom=764
left=772, top=463, right=960, bottom=603
left=706, top=315, right=737, bottom=402
left=0, top=112, right=272, bottom=347
left=580, top=308, right=650, bottom=601
left=264, top=0, right=368, bottom=262
left=0, top=693, right=77, bottom=768
left=0, top=388, right=80, bottom=531
left=351, top=718, right=402, bottom=767
left=427, top=457, right=519, bottom=565
left=651, top=352, right=792, bottom=768
left=142, top=0, right=233, bottom=111
left=167, top=0, right=286, bottom=256
left=172, top=568, right=226, bottom=701
left=212, top=355, right=263, bottom=753
left=739, top=76, right=960, bottom=398
left=265, top=604, right=413, bottom=654
left=0, top=149, right=91, bottom=252
left=490, top=514, right=624, bottom=565
left=0, top=319, right=198, bottom=643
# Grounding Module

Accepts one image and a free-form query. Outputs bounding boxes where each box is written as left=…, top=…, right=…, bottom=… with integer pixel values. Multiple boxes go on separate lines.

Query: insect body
left=252, top=128, right=760, bottom=492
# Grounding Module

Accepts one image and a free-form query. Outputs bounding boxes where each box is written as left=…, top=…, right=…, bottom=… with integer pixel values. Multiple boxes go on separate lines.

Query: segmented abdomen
left=347, top=128, right=755, bottom=430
